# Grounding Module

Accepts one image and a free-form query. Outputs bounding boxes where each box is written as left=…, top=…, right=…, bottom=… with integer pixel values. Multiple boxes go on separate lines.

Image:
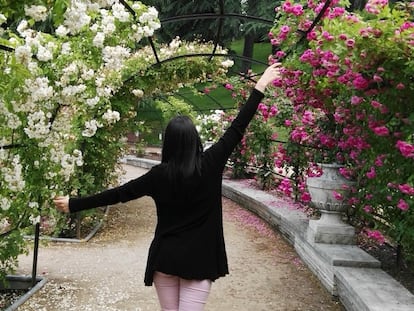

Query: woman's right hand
left=53, top=196, right=70, bottom=213
left=254, top=62, right=283, bottom=93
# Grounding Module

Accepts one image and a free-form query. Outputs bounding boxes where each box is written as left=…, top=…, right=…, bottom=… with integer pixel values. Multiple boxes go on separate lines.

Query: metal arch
left=148, top=53, right=268, bottom=67
left=122, top=52, right=269, bottom=86
left=0, top=44, right=14, bottom=52
left=117, top=0, right=275, bottom=67
left=161, top=13, right=273, bottom=25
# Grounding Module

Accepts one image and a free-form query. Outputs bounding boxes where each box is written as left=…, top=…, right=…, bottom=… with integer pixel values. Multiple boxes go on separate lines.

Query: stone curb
left=123, top=156, right=414, bottom=311
left=222, top=179, right=414, bottom=311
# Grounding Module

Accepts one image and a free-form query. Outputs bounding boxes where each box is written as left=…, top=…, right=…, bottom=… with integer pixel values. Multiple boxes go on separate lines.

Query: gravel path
left=15, top=166, right=344, bottom=311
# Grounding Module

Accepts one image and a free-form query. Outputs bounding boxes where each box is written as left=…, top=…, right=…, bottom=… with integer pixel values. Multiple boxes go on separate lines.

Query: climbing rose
left=366, top=229, right=385, bottom=245
left=398, top=184, right=414, bottom=195
left=397, top=199, right=409, bottom=211
left=396, top=140, right=414, bottom=158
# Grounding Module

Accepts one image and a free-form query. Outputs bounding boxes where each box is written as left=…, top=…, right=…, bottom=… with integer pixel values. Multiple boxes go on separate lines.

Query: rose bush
left=269, top=0, right=414, bottom=262
left=0, top=0, right=232, bottom=282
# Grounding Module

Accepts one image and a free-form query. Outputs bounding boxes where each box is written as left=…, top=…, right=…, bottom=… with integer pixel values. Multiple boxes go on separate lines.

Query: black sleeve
left=69, top=168, right=155, bottom=213
left=203, top=88, right=265, bottom=168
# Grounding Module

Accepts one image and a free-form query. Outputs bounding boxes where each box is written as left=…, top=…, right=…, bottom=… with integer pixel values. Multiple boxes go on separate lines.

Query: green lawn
left=175, top=39, right=272, bottom=113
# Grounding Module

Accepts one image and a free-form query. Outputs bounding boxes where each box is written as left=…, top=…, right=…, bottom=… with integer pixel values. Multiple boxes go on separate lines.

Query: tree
left=143, top=0, right=242, bottom=47
left=239, top=0, right=278, bottom=73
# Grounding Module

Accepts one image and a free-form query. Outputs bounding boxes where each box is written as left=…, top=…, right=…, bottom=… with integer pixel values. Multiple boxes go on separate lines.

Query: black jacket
left=69, top=88, right=265, bottom=286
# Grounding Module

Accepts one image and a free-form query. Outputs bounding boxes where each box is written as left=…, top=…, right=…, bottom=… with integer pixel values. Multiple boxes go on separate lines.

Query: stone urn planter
left=306, top=163, right=356, bottom=244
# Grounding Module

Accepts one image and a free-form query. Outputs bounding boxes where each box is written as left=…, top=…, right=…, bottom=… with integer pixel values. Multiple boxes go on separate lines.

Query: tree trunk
left=349, top=0, right=367, bottom=10
left=241, top=34, right=255, bottom=74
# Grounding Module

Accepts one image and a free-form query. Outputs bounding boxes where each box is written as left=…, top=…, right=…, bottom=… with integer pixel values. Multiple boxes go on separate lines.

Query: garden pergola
left=0, top=0, right=333, bottom=301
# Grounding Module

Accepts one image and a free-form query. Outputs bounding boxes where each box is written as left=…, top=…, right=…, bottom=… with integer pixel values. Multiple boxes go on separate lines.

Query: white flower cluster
left=28, top=201, right=39, bottom=209
left=58, top=62, right=95, bottom=95
left=0, top=197, right=11, bottom=211
left=36, top=43, right=54, bottom=62
left=15, top=21, right=56, bottom=63
left=169, top=36, right=181, bottom=50
left=63, top=1, right=91, bottom=35
left=221, top=59, right=234, bottom=68
left=61, top=84, right=87, bottom=100
left=196, top=110, right=227, bottom=142
left=0, top=13, right=6, bottom=36
left=102, top=109, right=120, bottom=125
left=24, top=110, right=51, bottom=139
left=160, top=37, right=183, bottom=58
left=0, top=147, right=7, bottom=160
left=82, top=119, right=103, bottom=137
left=24, top=5, right=48, bottom=22
left=86, top=96, right=101, bottom=107
left=0, top=217, right=10, bottom=233
left=102, top=45, right=131, bottom=70
left=132, top=89, right=144, bottom=98
left=13, top=40, right=32, bottom=65
left=0, top=101, right=22, bottom=130
left=48, top=147, right=84, bottom=182
left=60, top=149, right=83, bottom=181
left=129, top=5, right=160, bottom=42
left=59, top=62, right=79, bottom=86
left=26, top=77, right=54, bottom=102
left=29, top=215, right=40, bottom=225
left=100, top=10, right=116, bottom=35
left=1, top=155, right=25, bottom=192
left=93, top=32, right=105, bottom=48
left=138, top=6, right=160, bottom=31
left=5, top=111, right=22, bottom=130
left=20, top=77, right=54, bottom=112
left=112, top=2, right=130, bottom=22
left=95, top=75, right=114, bottom=98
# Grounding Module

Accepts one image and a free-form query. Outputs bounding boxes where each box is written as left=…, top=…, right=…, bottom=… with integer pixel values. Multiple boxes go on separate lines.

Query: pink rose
left=397, top=199, right=409, bottom=211
left=353, top=74, right=369, bottom=90
left=396, top=140, right=414, bottom=158
left=366, top=166, right=376, bottom=179
left=398, top=184, right=414, bottom=195
left=372, top=126, right=389, bottom=136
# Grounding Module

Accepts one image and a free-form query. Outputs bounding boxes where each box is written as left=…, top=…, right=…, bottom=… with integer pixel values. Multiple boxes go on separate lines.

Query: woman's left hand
left=53, top=196, right=70, bottom=213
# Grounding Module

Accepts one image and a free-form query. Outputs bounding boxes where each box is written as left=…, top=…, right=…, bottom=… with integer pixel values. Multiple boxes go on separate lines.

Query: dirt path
left=15, top=166, right=344, bottom=311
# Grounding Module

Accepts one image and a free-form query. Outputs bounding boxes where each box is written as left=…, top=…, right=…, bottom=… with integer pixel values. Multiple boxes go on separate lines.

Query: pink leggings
left=153, top=271, right=212, bottom=311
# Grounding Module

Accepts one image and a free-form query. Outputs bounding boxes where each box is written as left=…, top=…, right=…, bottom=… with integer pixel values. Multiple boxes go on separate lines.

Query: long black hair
left=161, top=116, right=203, bottom=184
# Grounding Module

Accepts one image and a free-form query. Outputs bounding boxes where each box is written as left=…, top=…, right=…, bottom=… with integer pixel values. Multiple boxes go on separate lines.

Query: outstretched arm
left=53, top=168, right=155, bottom=213
left=204, top=63, right=283, bottom=166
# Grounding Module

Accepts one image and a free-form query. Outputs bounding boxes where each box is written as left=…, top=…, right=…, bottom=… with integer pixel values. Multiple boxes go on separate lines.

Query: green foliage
left=144, top=0, right=242, bottom=47
left=155, top=96, right=197, bottom=124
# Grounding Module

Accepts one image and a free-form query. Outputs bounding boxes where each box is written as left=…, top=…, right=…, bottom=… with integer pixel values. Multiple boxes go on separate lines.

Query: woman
left=54, top=62, right=282, bottom=311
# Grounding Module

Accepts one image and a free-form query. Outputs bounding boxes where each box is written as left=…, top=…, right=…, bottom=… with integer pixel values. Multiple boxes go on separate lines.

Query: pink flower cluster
left=278, top=177, right=293, bottom=197
left=281, top=1, right=304, bottom=16
left=365, top=229, right=385, bottom=245
left=258, top=103, right=278, bottom=122
left=396, top=140, right=414, bottom=158
left=365, top=0, right=388, bottom=15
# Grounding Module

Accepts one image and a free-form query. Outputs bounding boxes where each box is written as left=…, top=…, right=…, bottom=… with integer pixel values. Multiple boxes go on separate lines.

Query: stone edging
left=1, top=275, right=47, bottom=311
left=123, top=156, right=414, bottom=311
left=222, top=179, right=414, bottom=311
